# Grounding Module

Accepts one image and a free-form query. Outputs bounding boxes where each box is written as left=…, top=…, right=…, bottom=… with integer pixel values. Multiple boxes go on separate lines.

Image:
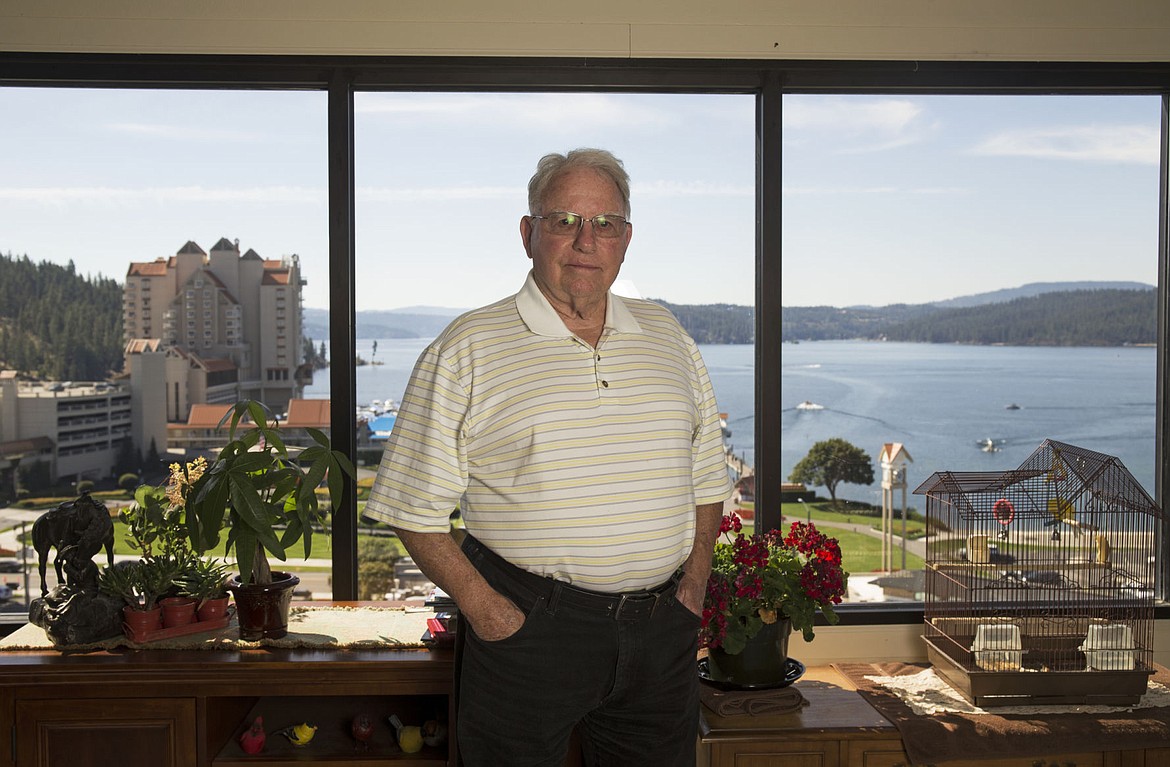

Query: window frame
left=2, top=53, right=1166, bottom=617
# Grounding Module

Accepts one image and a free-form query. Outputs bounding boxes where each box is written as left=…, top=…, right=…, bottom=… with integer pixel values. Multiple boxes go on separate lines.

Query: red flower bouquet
left=700, top=513, right=848, bottom=654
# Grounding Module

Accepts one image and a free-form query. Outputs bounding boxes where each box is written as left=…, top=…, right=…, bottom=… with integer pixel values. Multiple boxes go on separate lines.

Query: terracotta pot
left=227, top=572, right=300, bottom=641
left=707, top=618, right=792, bottom=686
left=196, top=595, right=231, bottom=622
left=122, top=605, right=162, bottom=642
left=159, top=596, right=198, bottom=628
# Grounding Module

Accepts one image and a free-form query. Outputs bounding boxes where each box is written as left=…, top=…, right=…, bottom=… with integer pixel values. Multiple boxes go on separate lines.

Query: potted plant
left=99, top=558, right=180, bottom=640
left=184, top=399, right=355, bottom=640
left=121, top=481, right=194, bottom=567
left=699, top=512, right=848, bottom=686
left=176, top=555, right=232, bottom=621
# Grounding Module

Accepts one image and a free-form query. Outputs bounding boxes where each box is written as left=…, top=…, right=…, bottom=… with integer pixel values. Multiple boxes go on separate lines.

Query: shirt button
left=601, top=380, right=609, bottom=388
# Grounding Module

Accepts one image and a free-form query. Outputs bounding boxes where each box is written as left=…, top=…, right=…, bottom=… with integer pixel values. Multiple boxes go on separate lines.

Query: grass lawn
left=827, top=528, right=924, bottom=574
left=731, top=502, right=925, bottom=573
left=94, top=494, right=922, bottom=576
left=108, top=520, right=407, bottom=569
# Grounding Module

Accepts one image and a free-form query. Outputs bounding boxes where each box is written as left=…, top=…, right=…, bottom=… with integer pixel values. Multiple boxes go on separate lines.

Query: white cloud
left=356, top=92, right=671, bottom=130
left=0, top=179, right=755, bottom=208
left=103, top=122, right=268, bottom=142
left=634, top=180, right=753, bottom=197
left=357, top=185, right=518, bottom=202
left=972, top=125, right=1159, bottom=164
left=782, top=185, right=966, bottom=196
left=783, top=97, right=932, bottom=151
left=0, top=186, right=324, bottom=205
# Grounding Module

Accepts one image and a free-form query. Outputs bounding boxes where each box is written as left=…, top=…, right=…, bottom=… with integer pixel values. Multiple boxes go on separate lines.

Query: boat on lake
left=796, top=400, right=824, bottom=411
left=979, top=437, right=1001, bottom=453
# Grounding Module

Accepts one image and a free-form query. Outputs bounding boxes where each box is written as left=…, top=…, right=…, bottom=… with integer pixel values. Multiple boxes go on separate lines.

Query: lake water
left=305, top=339, right=1157, bottom=504
left=782, top=341, right=1156, bottom=504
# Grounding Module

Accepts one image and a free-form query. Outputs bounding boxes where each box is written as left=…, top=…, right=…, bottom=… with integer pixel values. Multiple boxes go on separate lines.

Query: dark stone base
left=29, top=586, right=124, bottom=645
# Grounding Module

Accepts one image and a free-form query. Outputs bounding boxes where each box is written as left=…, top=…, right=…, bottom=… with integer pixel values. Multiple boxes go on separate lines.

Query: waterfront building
left=0, top=370, right=132, bottom=486
left=123, top=238, right=309, bottom=452
left=166, top=398, right=334, bottom=456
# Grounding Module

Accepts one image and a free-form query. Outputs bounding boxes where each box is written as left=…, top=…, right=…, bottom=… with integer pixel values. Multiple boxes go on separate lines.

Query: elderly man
left=366, top=147, right=731, bottom=766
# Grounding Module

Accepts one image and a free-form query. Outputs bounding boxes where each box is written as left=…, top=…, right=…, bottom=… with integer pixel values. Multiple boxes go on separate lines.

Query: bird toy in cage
left=1044, top=496, right=1095, bottom=540
left=993, top=497, right=1014, bottom=540
left=1045, top=451, right=1069, bottom=484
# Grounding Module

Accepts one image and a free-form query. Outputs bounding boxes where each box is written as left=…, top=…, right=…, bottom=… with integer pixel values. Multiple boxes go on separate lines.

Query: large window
left=341, top=91, right=755, bottom=596
left=0, top=85, right=330, bottom=592
left=1, top=55, right=1166, bottom=612
left=782, top=94, right=1162, bottom=602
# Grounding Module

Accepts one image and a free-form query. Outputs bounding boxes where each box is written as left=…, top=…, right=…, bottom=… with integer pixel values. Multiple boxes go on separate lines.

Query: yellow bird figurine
left=280, top=722, right=318, bottom=747
left=389, top=714, right=424, bottom=753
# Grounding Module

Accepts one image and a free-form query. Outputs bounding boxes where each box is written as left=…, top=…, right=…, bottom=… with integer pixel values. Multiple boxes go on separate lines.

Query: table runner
left=0, top=605, right=435, bottom=651
left=834, top=662, right=1170, bottom=766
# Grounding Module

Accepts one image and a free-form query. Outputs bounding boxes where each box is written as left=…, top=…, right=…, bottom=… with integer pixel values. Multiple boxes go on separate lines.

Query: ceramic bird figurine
left=239, top=716, right=266, bottom=755
left=279, top=721, right=318, bottom=747
left=422, top=719, right=448, bottom=748
left=351, top=713, right=374, bottom=749
left=388, top=714, right=424, bottom=753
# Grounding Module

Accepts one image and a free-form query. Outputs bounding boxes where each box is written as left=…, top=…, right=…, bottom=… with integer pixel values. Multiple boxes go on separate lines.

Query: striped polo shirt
left=365, top=272, right=732, bottom=593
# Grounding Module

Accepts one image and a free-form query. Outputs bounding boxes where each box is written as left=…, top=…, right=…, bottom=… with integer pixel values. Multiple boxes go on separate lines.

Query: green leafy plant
left=700, top=513, right=848, bottom=653
left=120, top=483, right=192, bottom=565
left=175, top=556, right=231, bottom=607
left=184, top=400, right=356, bottom=586
left=99, top=558, right=180, bottom=611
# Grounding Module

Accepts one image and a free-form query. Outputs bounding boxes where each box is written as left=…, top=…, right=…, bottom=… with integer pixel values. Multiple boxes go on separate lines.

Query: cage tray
left=925, top=636, right=1152, bottom=707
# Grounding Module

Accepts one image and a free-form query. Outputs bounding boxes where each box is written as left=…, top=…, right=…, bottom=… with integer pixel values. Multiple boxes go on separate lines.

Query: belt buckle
left=613, top=591, right=659, bottom=621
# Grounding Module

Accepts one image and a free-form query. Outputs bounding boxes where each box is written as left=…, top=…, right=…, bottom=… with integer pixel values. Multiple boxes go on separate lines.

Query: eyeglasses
left=530, top=211, right=630, bottom=239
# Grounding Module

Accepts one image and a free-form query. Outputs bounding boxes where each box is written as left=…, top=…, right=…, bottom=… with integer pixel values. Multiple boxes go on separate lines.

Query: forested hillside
left=883, top=289, right=1155, bottom=345
left=320, top=300, right=757, bottom=345
left=0, top=252, right=124, bottom=379
left=652, top=299, right=754, bottom=344
left=783, top=288, right=1156, bottom=346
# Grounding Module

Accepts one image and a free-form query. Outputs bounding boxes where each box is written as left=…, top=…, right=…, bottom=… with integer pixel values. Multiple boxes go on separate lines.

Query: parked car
left=1003, top=569, right=1066, bottom=588
left=0, top=559, right=23, bottom=573
left=957, top=543, right=1016, bottom=565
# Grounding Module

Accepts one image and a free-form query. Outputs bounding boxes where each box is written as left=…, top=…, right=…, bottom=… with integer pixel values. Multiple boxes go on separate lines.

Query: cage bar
left=914, top=440, right=1163, bottom=706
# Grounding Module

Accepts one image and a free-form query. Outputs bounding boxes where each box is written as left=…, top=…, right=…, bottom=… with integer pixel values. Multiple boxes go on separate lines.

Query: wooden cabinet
left=15, top=697, right=196, bottom=767
left=698, top=667, right=899, bottom=767
left=0, top=644, right=456, bottom=767
left=699, top=668, right=1170, bottom=767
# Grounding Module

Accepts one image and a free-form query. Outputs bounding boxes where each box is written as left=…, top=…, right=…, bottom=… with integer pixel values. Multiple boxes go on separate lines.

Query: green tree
left=357, top=536, right=402, bottom=600
left=789, top=438, right=875, bottom=506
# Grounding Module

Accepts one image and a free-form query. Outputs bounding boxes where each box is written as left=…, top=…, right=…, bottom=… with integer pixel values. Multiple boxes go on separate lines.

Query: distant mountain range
left=303, top=308, right=464, bottom=341
left=304, top=281, right=1157, bottom=347
left=305, top=300, right=756, bottom=344
left=925, top=281, right=1153, bottom=309
left=786, top=281, right=1156, bottom=346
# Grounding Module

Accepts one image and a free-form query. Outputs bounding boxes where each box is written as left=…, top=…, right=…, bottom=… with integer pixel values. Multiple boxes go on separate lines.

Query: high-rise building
left=0, top=371, right=132, bottom=486
left=123, top=238, right=307, bottom=449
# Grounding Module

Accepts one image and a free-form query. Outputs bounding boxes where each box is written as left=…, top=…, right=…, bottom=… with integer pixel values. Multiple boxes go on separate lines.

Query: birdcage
left=914, top=439, right=1163, bottom=706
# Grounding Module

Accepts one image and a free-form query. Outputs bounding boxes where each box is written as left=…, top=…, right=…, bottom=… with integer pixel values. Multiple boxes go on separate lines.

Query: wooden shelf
left=211, top=695, right=449, bottom=765
left=0, top=603, right=457, bottom=767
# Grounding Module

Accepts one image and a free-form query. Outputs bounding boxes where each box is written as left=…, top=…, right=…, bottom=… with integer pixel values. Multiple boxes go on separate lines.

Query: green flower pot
left=707, top=618, right=791, bottom=686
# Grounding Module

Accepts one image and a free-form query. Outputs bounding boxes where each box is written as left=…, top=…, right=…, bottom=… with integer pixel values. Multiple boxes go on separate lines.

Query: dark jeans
left=457, top=536, right=702, bottom=767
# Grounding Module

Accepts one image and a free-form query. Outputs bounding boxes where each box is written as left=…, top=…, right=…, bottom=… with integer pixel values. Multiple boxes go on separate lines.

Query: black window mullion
left=328, top=70, right=359, bottom=601
left=756, top=71, right=782, bottom=534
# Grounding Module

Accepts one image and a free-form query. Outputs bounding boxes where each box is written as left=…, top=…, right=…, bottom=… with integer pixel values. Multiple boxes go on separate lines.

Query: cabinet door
left=843, top=739, right=910, bottom=767
left=15, top=697, right=196, bottom=767
left=709, top=739, right=838, bottom=767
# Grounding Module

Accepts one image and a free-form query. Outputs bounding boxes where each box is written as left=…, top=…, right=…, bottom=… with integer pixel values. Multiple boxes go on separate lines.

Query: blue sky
left=0, top=89, right=1159, bottom=311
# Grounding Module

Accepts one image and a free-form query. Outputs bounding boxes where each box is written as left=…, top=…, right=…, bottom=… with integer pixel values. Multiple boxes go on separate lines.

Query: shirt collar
left=516, top=271, right=643, bottom=338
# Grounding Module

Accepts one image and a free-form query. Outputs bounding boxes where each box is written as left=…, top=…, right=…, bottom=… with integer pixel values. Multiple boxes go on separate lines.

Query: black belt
left=463, top=534, right=682, bottom=621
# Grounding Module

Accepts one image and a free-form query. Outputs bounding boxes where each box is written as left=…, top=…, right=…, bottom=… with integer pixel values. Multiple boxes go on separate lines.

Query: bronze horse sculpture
left=31, top=493, right=115, bottom=595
